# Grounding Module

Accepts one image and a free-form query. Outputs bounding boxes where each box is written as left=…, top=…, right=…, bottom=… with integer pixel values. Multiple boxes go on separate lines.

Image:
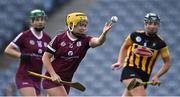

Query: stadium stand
left=0, top=0, right=179, bottom=96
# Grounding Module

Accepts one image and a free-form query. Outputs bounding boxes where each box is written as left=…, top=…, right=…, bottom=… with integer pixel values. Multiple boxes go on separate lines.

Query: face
left=144, top=22, right=159, bottom=34
left=31, top=16, right=46, bottom=29
left=73, top=21, right=88, bottom=35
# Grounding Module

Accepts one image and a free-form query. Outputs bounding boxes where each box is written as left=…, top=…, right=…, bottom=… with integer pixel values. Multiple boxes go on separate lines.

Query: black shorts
left=120, top=66, right=150, bottom=83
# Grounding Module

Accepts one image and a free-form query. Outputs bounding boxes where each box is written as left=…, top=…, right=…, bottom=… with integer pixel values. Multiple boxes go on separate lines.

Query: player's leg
left=43, top=78, right=68, bottom=96
left=121, top=67, right=146, bottom=96
left=122, top=88, right=132, bottom=96
left=123, top=78, right=146, bottom=96
left=45, top=86, right=68, bottom=96
left=16, top=77, right=41, bottom=96
left=19, top=87, right=36, bottom=96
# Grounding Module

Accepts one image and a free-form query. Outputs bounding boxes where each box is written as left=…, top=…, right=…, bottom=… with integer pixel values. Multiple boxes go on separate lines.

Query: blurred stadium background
left=0, top=0, right=179, bottom=96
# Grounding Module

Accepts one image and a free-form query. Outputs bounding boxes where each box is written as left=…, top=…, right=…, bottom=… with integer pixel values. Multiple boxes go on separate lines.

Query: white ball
left=111, top=16, right=118, bottom=23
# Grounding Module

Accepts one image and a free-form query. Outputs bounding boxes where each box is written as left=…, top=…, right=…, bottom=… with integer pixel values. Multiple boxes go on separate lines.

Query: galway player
left=4, top=9, right=51, bottom=96
left=42, top=12, right=113, bottom=96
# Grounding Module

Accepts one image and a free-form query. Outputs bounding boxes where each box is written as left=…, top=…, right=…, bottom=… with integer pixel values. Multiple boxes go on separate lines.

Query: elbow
left=91, top=42, right=104, bottom=48
left=42, top=53, right=51, bottom=65
left=97, top=41, right=104, bottom=47
left=42, top=55, right=46, bottom=64
left=4, top=47, right=10, bottom=55
left=164, top=62, right=171, bottom=72
left=95, top=39, right=105, bottom=47
left=167, top=62, right=171, bottom=70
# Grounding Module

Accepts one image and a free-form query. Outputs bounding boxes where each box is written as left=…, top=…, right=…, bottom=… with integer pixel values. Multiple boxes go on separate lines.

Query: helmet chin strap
left=68, top=23, right=74, bottom=32
left=146, top=31, right=157, bottom=37
left=34, top=27, right=44, bottom=32
left=71, top=31, right=85, bottom=38
left=68, top=24, right=85, bottom=38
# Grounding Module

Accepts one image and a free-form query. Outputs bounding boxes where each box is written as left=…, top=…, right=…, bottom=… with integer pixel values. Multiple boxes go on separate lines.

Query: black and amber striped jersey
left=123, top=30, right=170, bottom=74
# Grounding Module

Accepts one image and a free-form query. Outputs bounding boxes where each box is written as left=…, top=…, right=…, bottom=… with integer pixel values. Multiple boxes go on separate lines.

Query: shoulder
left=132, top=29, right=145, bottom=35
left=156, top=33, right=167, bottom=48
left=43, top=32, right=50, bottom=37
left=55, top=31, right=66, bottom=37
left=136, top=29, right=145, bottom=33
left=19, top=29, right=32, bottom=37
left=80, top=35, right=92, bottom=43
left=43, top=32, right=51, bottom=39
left=15, top=29, right=31, bottom=39
left=129, top=29, right=145, bottom=38
left=85, top=35, right=92, bottom=39
left=156, top=33, right=165, bottom=41
left=50, top=32, right=66, bottom=43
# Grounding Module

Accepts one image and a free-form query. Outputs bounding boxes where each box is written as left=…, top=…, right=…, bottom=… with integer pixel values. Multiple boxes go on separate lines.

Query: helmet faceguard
left=66, top=12, right=88, bottom=31
left=144, top=13, right=160, bottom=24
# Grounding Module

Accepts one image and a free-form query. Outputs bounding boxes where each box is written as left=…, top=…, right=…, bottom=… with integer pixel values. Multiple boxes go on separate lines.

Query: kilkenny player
left=111, top=13, right=170, bottom=96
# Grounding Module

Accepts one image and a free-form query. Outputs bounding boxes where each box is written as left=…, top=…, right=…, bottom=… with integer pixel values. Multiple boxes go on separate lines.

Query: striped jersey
left=124, top=30, right=170, bottom=74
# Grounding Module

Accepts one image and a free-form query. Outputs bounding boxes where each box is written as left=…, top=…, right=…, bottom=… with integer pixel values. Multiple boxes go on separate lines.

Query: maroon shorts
left=42, top=77, right=72, bottom=94
left=16, top=76, right=41, bottom=95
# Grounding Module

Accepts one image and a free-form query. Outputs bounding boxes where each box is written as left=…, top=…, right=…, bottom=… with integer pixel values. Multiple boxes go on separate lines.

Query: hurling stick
left=28, top=71, right=86, bottom=92
left=128, top=78, right=161, bottom=90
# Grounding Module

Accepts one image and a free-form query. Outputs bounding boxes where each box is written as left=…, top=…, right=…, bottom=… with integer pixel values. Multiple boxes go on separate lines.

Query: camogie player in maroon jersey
left=4, top=9, right=51, bottom=96
left=42, top=12, right=114, bottom=96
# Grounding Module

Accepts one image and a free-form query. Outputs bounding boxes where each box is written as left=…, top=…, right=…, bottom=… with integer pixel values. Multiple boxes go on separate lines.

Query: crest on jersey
left=136, top=36, right=142, bottom=42
left=60, top=41, right=66, bottom=47
left=68, top=51, right=73, bottom=56
left=153, top=43, right=156, bottom=47
left=143, top=42, right=147, bottom=47
left=69, top=43, right=73, bottom=48
left=38, top=49, right=43, bottom=54
left=29, top=40, right=35, bottom=45
left=37, top=41, right=42, bottom=47
left=77, top=41, right=82, bottom=47
left=44, top=42, right=47, bottom=47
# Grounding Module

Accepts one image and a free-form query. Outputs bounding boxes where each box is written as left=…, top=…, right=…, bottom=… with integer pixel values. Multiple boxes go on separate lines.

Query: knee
left=130, top=86, right=146, bottom=96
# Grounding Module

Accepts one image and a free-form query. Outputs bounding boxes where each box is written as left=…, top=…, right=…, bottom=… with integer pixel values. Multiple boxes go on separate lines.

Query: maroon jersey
left=11, top=28, right=51, bottom=80
left=47, top=31, right=92, bottom=78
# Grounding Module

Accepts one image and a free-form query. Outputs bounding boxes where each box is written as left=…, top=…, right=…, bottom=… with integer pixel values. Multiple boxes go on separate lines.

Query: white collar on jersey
left=66, top=31, right=77, bottom=41
left=30, top=27, right=43, bottom=40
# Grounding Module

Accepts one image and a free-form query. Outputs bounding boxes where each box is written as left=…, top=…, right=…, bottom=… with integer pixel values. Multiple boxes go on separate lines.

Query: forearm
left=42, top=54, right=56, bottom=76
left=97, top=32, right=107, bottom=45
left=90, top=32, right=108, bottom=48
left=117, top=47, right=127, bottom=64
left=155, top=63, right=170, bottom=78
left=90, top=22, right=112, bottom=48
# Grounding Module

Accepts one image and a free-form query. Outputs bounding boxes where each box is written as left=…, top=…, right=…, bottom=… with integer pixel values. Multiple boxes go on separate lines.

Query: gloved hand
left=20, top=53, right=32, bottom=61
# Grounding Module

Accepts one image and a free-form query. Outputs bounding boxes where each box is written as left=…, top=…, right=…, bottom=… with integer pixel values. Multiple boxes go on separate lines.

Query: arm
left=42, top=52, right=56, bottom=76
left=4, top=43, right=21, bottom=59
left=4, top=33, right=32, bottom=61
left=4, top=43, right=33, bottom=61
left=42, top=52, right=61, bottom=82
left=89, top=23, right=112, bottom=48
left=151, top=47, right=170, bottom=81
left=111, top=35, right=133, bottom=69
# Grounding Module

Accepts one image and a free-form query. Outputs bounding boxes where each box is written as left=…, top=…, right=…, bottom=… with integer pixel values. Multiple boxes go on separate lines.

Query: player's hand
left=111, top=62, right=123, bottom=70
left=103, top=22, right=113, bottom=34
left=51, top=73, right=61, bottom=83
left=150, top=75, right=160, bottom=85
